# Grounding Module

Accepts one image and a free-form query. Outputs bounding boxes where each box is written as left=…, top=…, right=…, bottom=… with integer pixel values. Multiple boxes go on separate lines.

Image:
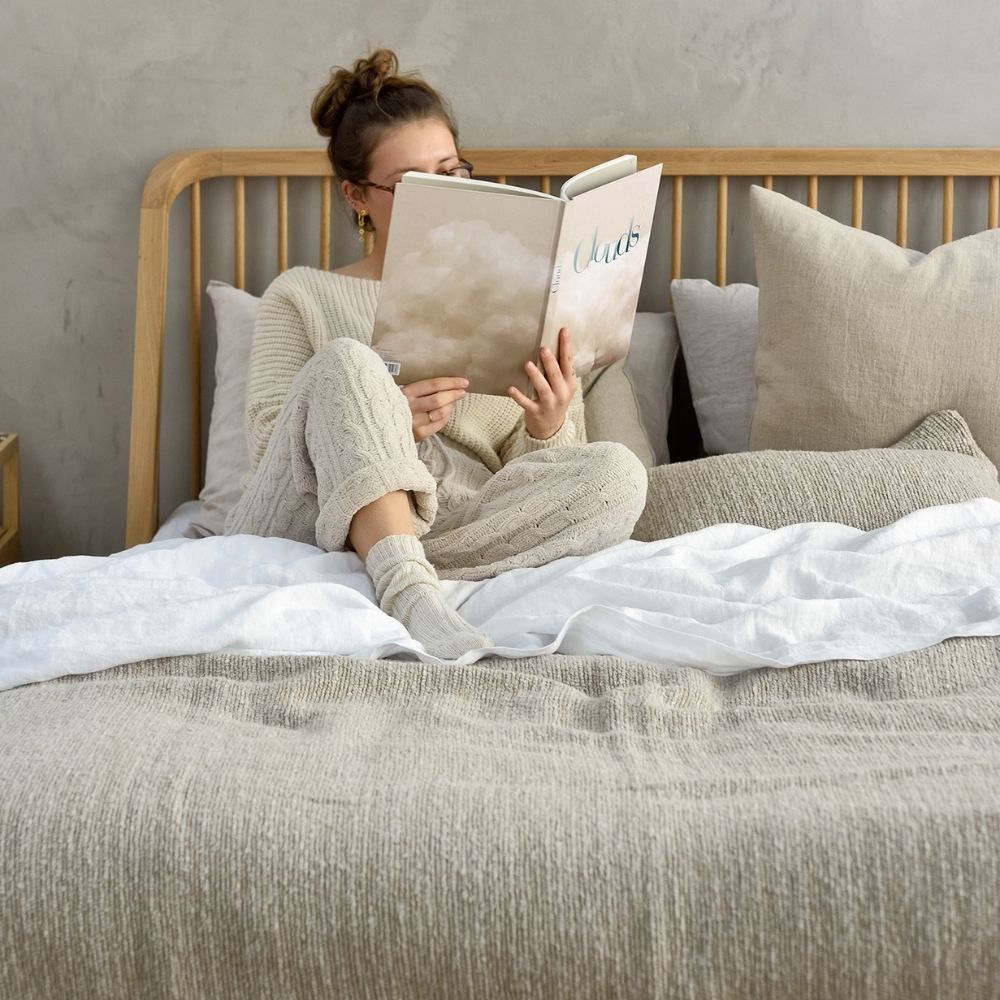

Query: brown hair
left=311, top=48, right=459, bottom=205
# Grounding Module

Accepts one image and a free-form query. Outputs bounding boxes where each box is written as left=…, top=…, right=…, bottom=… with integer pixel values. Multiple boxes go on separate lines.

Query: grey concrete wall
left=2, top=0, right=999, bottom=558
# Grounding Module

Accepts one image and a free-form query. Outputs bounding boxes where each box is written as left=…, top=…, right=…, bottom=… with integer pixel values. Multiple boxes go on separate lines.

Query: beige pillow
left=749, top=185, right=1000, bottom=468
left=582, top=312, right=679, bottom=467
left=633, top=410, right=1000, bottom=541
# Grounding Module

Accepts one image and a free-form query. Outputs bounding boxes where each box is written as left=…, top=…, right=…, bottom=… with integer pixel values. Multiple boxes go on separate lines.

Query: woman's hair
left=311, top=48, right=459, bottom=192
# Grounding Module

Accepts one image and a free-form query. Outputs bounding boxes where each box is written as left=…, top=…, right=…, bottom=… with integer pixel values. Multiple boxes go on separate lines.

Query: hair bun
left=311, top=49, right=457, bottom=186
left=353, top=48, right=399, bottom=99
left=310, top=48, right=401, bottom=138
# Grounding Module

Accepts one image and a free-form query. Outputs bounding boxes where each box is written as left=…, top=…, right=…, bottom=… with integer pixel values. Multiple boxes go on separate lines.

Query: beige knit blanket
left=3, top=643, right=999, bottom=999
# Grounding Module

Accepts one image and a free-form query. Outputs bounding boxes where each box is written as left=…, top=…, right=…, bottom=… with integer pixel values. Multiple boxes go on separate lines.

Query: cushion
left=582, top=311, right=679, bottom=467
left=670, top=278, right=758, bottom=454
left=633, top=409, right=1000, bottom=541
left=185, top=281, right=260, bottom=538
left=749, top=185, right=1000, bottom=468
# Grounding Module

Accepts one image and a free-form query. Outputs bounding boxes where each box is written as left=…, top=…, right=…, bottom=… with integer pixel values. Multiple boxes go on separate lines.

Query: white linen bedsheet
left=2, top=498, right=1000, bottom=692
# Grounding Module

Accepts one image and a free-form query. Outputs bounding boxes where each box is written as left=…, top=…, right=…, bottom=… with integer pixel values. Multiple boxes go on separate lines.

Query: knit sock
left=365, top=534, right=492, bottom=659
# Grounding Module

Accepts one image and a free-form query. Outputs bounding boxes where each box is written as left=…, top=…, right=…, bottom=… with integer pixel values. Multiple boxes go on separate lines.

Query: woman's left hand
left=507, top=326, right=578, bottom=440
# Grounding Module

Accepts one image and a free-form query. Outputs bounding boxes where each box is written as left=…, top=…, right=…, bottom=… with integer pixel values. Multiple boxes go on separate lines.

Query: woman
left=226, top=49, right=647, bottom=657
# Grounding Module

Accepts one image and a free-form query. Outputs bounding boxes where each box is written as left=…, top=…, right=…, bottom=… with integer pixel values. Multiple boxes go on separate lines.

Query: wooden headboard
left=126, top=148, right=1000, bottom=547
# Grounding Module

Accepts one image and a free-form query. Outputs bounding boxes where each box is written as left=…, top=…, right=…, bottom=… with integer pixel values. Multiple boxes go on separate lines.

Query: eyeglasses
left=356, top=159, right=474, bottom=196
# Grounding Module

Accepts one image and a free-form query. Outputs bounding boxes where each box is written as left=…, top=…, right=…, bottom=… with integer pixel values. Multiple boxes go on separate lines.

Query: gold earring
left=357, top=210, right=368, bottom=243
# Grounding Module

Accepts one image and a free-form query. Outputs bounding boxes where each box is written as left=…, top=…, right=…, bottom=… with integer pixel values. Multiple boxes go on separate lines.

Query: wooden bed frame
left=126, top=148, right=1000, bottom=548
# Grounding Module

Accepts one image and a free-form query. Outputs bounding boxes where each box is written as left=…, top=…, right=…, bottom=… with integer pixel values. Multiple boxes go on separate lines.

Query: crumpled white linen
left=2, top=498, right=1000, bottom=692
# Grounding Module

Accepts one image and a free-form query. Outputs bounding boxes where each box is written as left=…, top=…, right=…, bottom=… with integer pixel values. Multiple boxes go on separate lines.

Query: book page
left=400, top=171, right=557, bottom=200
left=559, top=154, right=638, bottom=200
left=540, top=164, right=661, bottom=375
left=373, top=184, right=564, bottom=395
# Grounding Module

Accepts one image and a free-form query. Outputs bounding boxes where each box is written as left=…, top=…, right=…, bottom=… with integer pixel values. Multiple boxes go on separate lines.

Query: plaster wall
left=1, top=0, right=998, bottom=558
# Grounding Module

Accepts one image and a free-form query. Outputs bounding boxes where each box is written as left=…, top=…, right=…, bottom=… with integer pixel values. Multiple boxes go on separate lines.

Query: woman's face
left=343, top=117, right=460, bottom=244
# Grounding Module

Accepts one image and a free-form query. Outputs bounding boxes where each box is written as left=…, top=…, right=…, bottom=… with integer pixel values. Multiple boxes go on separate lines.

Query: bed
left=3, top=147, right=1000, bottom=999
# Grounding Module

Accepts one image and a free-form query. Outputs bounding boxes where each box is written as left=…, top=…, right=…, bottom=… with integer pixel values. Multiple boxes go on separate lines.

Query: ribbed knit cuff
left=365, top=533, right=434, bottom=586
left=513, top=416, right=580, bottom=454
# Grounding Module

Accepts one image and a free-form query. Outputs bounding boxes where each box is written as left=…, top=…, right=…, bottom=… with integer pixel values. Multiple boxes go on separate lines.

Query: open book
left=371, top=154, right=662, bottom=396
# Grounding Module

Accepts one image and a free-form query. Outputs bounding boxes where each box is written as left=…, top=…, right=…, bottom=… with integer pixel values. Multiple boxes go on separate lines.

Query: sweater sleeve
left=498, top=384, right=588, bottom=464
left=244, top=276, right=317, bottom=472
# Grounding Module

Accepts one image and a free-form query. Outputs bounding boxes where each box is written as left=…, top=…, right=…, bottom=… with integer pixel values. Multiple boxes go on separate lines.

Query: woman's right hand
left=401, top=377, right=469, bottom=442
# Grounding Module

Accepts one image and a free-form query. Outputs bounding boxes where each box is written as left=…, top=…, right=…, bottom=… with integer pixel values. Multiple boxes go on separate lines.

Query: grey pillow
left=633, top=410, right=1000, bottom=541
left=670, top=279, right=758, bottom=454
left=583, top=311, right=679, bottom=467
left=185, top=281, right=260, bottom=538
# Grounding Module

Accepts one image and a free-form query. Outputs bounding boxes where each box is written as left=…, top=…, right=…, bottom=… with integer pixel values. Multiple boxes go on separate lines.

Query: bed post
left=125, top=205, right=169, bottom=548
left=126, top=151, right=218, bottom=548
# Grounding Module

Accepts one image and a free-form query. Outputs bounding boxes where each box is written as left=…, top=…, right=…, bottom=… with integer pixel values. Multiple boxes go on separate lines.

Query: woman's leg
left=348, top=491, right=414, bottom=561
left=226, top=339, right=489, bottom=657
left=423, top=441, right=648, bottom=581
left=364, top=533, right=490, bottom=658
left=226, top=338, right=436, bottom=550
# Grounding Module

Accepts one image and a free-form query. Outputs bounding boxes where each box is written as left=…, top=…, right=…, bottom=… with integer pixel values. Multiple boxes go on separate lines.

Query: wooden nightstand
left=0, top=432, right=19, bottom=566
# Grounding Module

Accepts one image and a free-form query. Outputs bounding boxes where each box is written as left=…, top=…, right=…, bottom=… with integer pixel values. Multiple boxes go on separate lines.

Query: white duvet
left=2, top=498, right=1000, bottom=692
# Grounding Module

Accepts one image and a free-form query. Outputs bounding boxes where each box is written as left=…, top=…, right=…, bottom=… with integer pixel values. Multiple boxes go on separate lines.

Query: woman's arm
left=244, top=279, right=316, bottom=471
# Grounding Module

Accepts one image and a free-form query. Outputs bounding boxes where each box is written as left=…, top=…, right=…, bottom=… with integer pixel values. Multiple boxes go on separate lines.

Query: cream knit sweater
left=244, top=266, right=587, bottom=475
left=231, top=266, right=648, bottom=582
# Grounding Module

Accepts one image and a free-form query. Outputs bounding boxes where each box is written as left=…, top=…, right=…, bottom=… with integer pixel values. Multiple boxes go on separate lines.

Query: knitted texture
left=634, top=409, right=1000, bottom=541
left=365, top=534, right=491, bottom=658
left=245, top=268, right=382, bottom=470
left=230, top=266, right=648, bottom=577
left=4, top=640, right=1000, bottom=999
left=244, top=266, right=587, bottom=475
left=226, top=338, right=438, bottom=551
left=424, top=441, right=648, bottom=580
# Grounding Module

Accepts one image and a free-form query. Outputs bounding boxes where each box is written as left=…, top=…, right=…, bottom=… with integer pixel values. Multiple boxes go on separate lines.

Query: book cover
left=371, top=157, right=662, bottom=396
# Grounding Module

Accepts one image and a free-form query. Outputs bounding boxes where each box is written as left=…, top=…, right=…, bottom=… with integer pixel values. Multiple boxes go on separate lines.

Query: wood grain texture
left=0, top=433, right=19, bottom=566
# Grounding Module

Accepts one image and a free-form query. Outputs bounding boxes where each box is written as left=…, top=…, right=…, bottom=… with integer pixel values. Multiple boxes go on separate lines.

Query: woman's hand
left=507, top=327, right=578, bottom=440
left=402, top=376, right=469, bottom=442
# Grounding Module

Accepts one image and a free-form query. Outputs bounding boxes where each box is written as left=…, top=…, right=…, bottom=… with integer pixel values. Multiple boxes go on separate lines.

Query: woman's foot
left=365, top=534, right=492, bottom=659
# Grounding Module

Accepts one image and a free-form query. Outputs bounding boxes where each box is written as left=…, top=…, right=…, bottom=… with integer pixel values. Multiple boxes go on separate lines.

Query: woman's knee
left=587, top=441, right=648, bottom=513
left=291, top=338, right=404, bottom=421
left=307, top=337, right=388, bottom=383
left=526, top=440, right=647, bottom=519
left=512, top=441, right=647, bottom=509
left=587, top=440, right=647, bottom=481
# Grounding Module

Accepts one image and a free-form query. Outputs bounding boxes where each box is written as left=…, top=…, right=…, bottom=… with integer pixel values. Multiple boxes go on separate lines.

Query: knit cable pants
left=225, top=339, right=648, bottom=581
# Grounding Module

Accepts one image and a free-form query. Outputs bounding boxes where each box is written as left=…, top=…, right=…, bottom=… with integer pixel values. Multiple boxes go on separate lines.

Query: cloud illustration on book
left=376, top=220, right=553, bottom=387
left=553, top=249, right=641, bottom=375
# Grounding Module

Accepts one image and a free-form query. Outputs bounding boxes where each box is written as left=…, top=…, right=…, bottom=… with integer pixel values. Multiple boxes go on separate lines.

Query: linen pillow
left=749, top=185, right=1000, bottom=468
left=633, top=409, right=1000, bottom=541
left=670, top=278, right=758, bottom=454
left=582, top=311, right=679, bottom=467
left=185, top=281, right=261, bottom=538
